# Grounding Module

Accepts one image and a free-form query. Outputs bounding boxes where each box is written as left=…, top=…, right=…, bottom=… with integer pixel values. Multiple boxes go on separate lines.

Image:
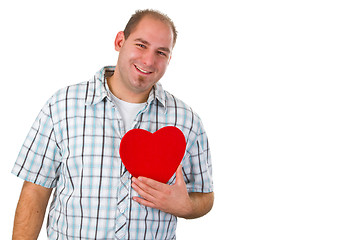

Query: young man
left=12, top=9, right=213, bottom=239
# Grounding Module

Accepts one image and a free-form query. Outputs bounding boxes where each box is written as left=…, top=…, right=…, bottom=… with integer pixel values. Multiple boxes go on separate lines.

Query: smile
left=134, top=65, right=152, bottom=74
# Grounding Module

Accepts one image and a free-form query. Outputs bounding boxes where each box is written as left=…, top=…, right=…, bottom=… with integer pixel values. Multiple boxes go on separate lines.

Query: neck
left=107, top=70, right=151, bottom=104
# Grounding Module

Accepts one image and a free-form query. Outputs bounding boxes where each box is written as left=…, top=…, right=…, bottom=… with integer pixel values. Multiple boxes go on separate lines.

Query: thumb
left=175, top=164, right=184, bottom=184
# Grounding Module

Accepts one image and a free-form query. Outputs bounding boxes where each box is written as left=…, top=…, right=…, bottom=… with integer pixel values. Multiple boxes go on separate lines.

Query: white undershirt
left=109, top=91, right=146, bottom=132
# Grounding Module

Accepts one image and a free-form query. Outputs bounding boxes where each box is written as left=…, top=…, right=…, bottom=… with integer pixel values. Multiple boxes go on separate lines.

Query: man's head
left=108, top=9, right=177, bottom=103
left=124, top=9, right=178, bottom=48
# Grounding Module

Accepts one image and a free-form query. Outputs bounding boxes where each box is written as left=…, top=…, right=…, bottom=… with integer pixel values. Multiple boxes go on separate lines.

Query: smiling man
left=12, top=9, right=214, bottom=239
left=108, top=13, right=173, bottom=103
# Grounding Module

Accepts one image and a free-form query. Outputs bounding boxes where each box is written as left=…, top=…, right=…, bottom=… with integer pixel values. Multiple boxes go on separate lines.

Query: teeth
left=135, top=65, right=151, bottom=74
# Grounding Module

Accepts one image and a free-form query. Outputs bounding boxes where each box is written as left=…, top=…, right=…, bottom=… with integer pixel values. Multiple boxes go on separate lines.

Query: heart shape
left=120, top=126, right=186, bottom=183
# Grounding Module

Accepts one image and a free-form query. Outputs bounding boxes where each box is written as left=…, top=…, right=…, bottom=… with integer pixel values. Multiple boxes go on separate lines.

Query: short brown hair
left=123, top=9, right=178, bottom=47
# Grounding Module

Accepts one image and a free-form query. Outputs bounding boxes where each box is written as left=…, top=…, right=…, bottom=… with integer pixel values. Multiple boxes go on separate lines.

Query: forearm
left=183, top=192, right=214, bottom=219
left=13, top=181, right=52, bottom=240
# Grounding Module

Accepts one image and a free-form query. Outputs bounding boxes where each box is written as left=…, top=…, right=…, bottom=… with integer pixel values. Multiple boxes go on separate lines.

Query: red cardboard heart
left=120, top=126, right=186, bottom=183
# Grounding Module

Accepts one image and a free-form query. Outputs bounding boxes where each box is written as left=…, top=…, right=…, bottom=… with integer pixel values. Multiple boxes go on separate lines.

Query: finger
left=133, top=196, right=156, bottom=209
left=175, top=164, right=185, bottom=184
left=131, top=178, right=157, bottom=202
left=138, top=176, right=166, bottom=191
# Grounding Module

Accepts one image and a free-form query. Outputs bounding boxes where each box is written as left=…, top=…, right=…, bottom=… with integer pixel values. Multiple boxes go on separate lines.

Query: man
left=12, top=9, right=213, bottom=239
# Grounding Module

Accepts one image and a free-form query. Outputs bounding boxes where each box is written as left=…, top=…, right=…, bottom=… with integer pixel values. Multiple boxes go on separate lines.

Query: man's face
left=115, top=16, right=174, bottom=96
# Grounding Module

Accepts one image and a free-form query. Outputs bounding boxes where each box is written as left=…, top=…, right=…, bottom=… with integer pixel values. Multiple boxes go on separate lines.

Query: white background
left=1, top=0, right=360, bottom=239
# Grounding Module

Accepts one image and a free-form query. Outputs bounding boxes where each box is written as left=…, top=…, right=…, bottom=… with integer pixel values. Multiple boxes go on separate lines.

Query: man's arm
left=131, top=165, right=214, bottom=219
left=13, top=181, right=53, bottom=240
left=187, top=192, right=214, bottom=219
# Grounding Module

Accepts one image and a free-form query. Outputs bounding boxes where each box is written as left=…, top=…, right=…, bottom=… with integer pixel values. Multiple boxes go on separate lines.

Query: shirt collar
left=85, top=66, right=167, bottom=109
left=146, top=81, right=166, bottom=109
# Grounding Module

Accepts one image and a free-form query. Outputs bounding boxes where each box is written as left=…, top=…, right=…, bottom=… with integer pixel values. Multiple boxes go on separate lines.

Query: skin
left=13, top=181, right=52, bottom=240
left=107, top=16, right=173, bottom=103
left=13, top=14, right=214, bottom=238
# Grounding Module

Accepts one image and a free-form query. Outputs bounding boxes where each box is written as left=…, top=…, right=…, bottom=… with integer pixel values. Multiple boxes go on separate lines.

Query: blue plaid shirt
left=12, top=66, right=213, bottom=240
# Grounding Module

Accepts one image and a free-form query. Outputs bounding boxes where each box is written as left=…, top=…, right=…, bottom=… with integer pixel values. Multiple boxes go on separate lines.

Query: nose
left=141, top=50, right=156, bottom=67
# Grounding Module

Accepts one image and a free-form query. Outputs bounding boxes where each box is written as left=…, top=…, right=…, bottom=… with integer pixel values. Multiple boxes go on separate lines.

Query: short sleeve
left=11, top=100, right=62, bottom=188
left=183, top=120, right=213, bottom=193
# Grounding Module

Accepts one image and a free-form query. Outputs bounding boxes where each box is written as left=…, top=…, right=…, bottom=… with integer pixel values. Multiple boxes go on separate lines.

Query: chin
left=133, top=76, right=157, bottom=89
left=129, top=83, right=152, bottom=95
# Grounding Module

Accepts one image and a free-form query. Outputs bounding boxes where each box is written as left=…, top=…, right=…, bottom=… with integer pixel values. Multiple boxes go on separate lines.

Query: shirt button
left=120, top=208, right=125, bottom=214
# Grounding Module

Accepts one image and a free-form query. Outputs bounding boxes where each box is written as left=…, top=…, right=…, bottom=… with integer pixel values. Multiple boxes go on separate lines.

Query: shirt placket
left=114, top=96, right=150, bottom=239
left=115, top=170, right=131, bottom=240
left=115, top=129, right=132, bottom=239
left=109, top=97, right=131, bottom=240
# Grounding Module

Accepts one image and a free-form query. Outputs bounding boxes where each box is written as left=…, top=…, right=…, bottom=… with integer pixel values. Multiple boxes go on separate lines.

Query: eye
left=157, top=51, right=167, bottom=57
left=136, top=44, right=146, bottom=48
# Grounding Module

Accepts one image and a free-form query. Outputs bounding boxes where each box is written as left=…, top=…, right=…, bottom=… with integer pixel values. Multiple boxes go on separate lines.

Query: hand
left=131, top=165, right=194, bottom=218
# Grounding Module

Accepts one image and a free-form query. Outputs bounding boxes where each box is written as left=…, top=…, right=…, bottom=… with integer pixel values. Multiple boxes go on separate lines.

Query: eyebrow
left=134, top=38, right=171, bottom=53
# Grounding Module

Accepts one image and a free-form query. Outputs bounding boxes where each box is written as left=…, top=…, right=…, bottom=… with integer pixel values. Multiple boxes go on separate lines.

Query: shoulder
left=47, top=80, right=93, bottom=107
left=163, top=90, right=205, bottom=135
left=39, top=80, right=95, bottom=124
left=164, top=90, right=194, bottom=113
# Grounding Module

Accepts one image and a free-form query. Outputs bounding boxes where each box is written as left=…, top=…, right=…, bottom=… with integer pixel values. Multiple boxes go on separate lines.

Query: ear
left=114, top=31, right=125, bottom=52
left=167, top=54, right=172, bottom=64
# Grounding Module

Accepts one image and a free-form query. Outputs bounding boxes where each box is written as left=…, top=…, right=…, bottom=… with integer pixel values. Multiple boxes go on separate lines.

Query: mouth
left=134, top=65, right=153, bottom=74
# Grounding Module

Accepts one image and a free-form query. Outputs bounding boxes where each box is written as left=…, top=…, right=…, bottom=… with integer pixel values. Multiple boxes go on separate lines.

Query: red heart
left=120, top=126, right=186, bottom=183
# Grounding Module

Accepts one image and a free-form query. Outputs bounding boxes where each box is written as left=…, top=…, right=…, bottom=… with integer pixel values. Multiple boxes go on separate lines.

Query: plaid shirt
left=12, top=66, right=213, bottom=240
